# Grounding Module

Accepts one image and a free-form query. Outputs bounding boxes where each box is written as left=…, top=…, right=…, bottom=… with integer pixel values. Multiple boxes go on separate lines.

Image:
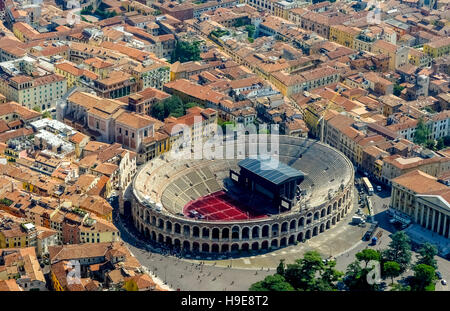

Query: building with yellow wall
left=55, top=62, right=98, bottom=88
left=329, top=25, right=361, bottom=48
left=423, top=37, right=450, bottom=58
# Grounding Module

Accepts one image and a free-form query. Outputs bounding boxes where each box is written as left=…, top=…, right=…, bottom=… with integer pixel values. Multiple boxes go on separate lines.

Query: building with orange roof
left=390, top=170, right=450, bottom=240
left=55, top=61, right=98, bottom=88
left=381, top=154, right=450, bottom=185
left=114, top=111, right=158, bottom=155
left=372, top=39, right=409, bottom=70
left=0, top=56, right=67, bottom=112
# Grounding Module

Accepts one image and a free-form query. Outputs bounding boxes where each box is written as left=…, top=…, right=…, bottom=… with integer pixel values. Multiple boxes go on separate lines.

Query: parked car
left=436, top=271, right=442, bottom=279
left=441, top=280, right=447, bottom=285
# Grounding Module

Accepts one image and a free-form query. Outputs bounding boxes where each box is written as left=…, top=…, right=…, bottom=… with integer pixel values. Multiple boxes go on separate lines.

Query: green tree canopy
left=393, top=84, right=405, bottom=96
left=383, top=261, right=401, bottom=284
left=343, top=260, right=379, bottom=291
left=284, top=251, right=342, bottom=291
left=245, top=25, right=256, bottom=38
left=413, top=118, right=431, bottom=145
left=150, top=96, right=199, bottom=121
left=171, top=41, right=201, bottom=63
left=355, top=249, right=381, bottom=268
left=411, top=264, right=436, bottom=291
left=381, top=231, right=412, bottom=273
left=276, top=259, right=286, bottom=276
left=249, top=274, right=294, bottom=291
left=416, top=242, right=438, bottom=270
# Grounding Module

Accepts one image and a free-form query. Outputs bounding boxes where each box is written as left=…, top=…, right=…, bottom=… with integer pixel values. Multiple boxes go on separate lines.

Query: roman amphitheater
left=131, top=136, right=355, bottom=256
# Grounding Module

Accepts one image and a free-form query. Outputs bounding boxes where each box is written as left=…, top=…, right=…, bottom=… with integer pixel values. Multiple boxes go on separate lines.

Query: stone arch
left=298, top=217, right=305, bottom=227
left=151, top=216, right=156, bottom=225
left=174, top=223, right=181, bottom=234
left=320, top=223, right=324, bottom=233
left=337, top=213, right=341, bottom=222
left=183, top=225, right=190, bottom=237
left=341, top=210, right=345, bottom=218
left=271, top=239, right=278, bottom=248
left=231, top=226, right=240, bottom=240
left=305, top=230, right=311, bottom=239
left=151, top=231, right=156, bottom=241
left=280, top=237, right=287, bottom=247
left=166, top=221, right=172, bottom=233
left=174, top=239, right=181, bottom=249
left=297, top=232, right=303, bottom=242
left=314, top=212, right=319, bottom=220
left=192, top=226, right=200, bottom=237
left=333, top=202, right=337, bottom=210
left=321, top=209, right=326, bottom=218
left=165, top=236, right=172, bottom=246
left=281, top=222, right=288, bottom=233
left=327, top=205, right=331, bottom=215
left=251, top=242, right=259, bottom=251
left=202, top=227, right=210, bottom=239
left=252, top=226, right=260, bottom=238
left=271, top=224, right=279, bottom=237
left=158, top=233, right=164, bottom=243
left=313, top=226, right=318, bottom=236
left=183, top=240, right=190, bottom=251
left=242, top=243, right=249, bottom=252
left=202, top=243, right=209, bottom=253
left=211, top=244, right=219, bottom=253
left=338, top=198, right=342, bottom=207
left=144, top=227, right=150, bottom=239
left=222, top=227, right=230, bottom=240
left=261, top=240, right=269, bottom=249
left=212, top=228, right=220, bottom=240
left=262, top=225, right=269, bottom=238
left=221, top=244, right=229, bottom=252
left=326, top=220, right=330, bottom=229
left=242, top=227, right=250, bottom=239
left=231, top=243, right=239, bottom=252
left=158, top=218, right=164, bottom=229
left=192, top=242, right=200, bottom=252
left=289, top=219, right=296, bottom=231
left=288, top=235, right=295, bottom=245
left=332, top=217, right=336, bottom=225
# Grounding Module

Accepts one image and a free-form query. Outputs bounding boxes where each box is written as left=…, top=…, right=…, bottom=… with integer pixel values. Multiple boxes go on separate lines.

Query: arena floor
left=183, top=191, right=268, bottom=221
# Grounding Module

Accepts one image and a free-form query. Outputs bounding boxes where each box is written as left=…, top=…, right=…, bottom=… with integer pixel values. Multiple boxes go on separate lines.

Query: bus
left=362, top=177, right=374, bottom=195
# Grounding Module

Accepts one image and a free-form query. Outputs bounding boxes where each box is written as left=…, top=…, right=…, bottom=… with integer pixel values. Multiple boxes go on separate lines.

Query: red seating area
left=183, top=191, right=267, bottom=221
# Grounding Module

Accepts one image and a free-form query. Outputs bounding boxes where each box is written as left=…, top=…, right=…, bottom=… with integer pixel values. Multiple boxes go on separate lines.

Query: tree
left=249, top=274, right=294, bottom=291
left=390, top=282, right=411, bottom=291
left=245, top=25, right=256, bottom=38
left=410, top=264, right=435, bottom=291
left=382, top=231, right=412, bottom=273
left=393, top=84, right=405, bottom=96
left=413, top=118, right=431, bottom=146
left=416, top=242, right=438, bottom=270
left=276, top=259, right=286, bottom=276
left=343, top=260, right=378, bottom=291
left=317, top=259, right=343, bottom=291
left=355, top=249, right=380, bottom=268
left=32, top=106, right=41, bottom=112
left=284, top=251, right=342, bottom=291
left=42, top=111, right=52, bottom=119
left=383, top=261, right=401, bottom=284
left=436, top=137, right=445, bottom=150
left=171, top=41, right=201, bottom=63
